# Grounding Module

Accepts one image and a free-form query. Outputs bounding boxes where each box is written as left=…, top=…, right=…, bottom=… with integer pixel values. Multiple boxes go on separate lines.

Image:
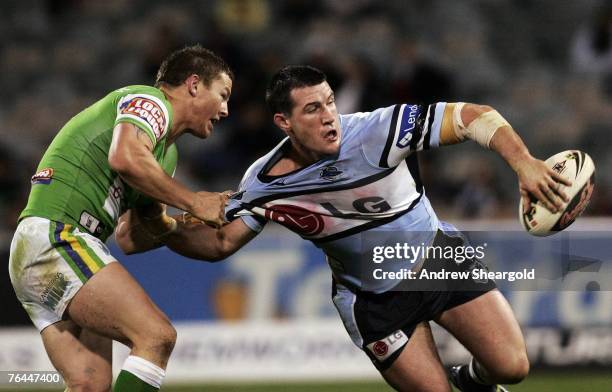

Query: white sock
left=121, top=355, right=166, bottom=389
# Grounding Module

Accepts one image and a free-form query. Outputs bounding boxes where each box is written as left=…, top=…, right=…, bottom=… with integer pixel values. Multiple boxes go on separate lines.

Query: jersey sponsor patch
left=366, top=329, right=409, bottom=362
left=119, top=96, right=167, bottom=141
left=263, top=204, right=325, bottom=236
left=31, top=168, right=54, bottom=185
left=79, top=210, right=105, bottom=237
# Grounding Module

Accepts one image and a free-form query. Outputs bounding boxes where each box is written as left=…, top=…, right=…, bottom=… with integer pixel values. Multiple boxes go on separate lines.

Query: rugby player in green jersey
left=9, top=45, right=233, bottom=391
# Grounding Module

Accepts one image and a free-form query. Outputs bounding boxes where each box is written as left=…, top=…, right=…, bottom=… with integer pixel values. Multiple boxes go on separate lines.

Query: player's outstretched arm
left=439, top=102, right=572, bottom=213
left=108, top=122, right=228, bottom=226
left=163, top=218, right=258, bottom=261
left=116, top=209, right=258, bottom=261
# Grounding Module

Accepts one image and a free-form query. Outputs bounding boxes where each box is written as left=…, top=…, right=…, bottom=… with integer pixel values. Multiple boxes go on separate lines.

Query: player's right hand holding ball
left=515, top=156, right=572, bottom=214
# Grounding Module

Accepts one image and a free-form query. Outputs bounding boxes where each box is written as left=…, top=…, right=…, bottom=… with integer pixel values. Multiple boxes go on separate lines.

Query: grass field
left=164, top=373, right=612, bottom=392
left=9, top=372, right=612, bottom=392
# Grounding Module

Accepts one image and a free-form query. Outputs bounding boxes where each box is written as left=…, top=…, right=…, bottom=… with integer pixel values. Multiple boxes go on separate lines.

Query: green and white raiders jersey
left=20, top=85, right=177, bottom=241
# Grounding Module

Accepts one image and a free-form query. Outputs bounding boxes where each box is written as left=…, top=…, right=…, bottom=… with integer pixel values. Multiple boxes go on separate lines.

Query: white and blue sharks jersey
left=226, top=102, right=447, bottom=292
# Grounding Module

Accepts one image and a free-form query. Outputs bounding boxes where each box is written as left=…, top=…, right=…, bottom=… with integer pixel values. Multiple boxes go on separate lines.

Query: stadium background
left=1, top=0, right=612, bottom=391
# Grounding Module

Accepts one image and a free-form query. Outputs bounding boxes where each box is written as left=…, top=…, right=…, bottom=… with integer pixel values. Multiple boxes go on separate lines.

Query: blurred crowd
left=2, top=0, right=612, bottom=251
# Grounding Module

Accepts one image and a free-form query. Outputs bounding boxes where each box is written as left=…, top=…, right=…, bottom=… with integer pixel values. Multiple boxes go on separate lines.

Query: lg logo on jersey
left=264, top=204, right=325, bottom=236
left=321, top=196, right=391, bottom=217
left=352, top=197, right=391, bottom=213
left=263, top=196, right=391, bottom=236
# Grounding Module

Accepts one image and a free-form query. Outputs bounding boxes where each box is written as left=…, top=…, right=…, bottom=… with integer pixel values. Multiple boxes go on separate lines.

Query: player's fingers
left=537, top=184, right=560, bottom=212
left=530, top=186, right=552, bottom=213
left=204, top=217, right=222, bottom=229
left=549, top=169, right=572, bottom=187
left=520, top=190, right=531, bottom=214
left=180, top=212, right=199, bottom=225
left=219, top=191, right=233, bottom=207
left=548, top=179, right=569, bottom=203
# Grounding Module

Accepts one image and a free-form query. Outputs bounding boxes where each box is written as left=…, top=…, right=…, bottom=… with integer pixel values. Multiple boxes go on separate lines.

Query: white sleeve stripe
left=378, top=104, right=402, bottom=168
left=418, top=105, right=432, bottom=151
left=393, top=104, right=406, bottom=147
left=428, top=102, right=446, bottom=148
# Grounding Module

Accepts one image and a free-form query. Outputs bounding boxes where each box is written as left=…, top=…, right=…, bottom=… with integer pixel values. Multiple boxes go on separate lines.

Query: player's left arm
left=439, top=103, right=572, bottom=213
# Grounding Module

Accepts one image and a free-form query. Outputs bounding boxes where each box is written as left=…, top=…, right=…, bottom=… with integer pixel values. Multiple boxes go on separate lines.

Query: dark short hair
left=265, top=65, right=327, bottom=115
left=155, top=45, right=233, bottom=87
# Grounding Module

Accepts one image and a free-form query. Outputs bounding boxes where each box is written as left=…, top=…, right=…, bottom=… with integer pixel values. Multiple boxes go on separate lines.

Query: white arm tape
left=452, top=103, right=510, bottom=148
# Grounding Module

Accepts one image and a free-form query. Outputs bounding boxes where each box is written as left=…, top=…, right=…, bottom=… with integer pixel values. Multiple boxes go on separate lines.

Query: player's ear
left=273, top=113, right=291, bottom=134
left=185, top=74, right=200, bottom=97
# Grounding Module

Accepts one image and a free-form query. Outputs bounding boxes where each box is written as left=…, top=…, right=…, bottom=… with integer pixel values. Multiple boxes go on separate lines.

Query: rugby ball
left=520, top=150, right=595, bottom=236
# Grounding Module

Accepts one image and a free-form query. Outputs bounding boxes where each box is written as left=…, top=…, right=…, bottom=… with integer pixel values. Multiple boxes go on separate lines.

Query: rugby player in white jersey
left=118, top=65, right=571, bottom=391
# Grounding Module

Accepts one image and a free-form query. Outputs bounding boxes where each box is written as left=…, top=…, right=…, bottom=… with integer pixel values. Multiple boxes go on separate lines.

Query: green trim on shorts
left=48, top=221, right=88, bottom=283
left=73, top=235, right=107, bottom=270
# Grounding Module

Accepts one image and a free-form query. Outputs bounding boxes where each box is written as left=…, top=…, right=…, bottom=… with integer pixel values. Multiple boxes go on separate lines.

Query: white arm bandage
left=452, top=103, right=511, bottom=148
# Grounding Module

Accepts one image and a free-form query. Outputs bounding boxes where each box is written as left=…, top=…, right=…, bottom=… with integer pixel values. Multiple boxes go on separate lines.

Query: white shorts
left=9, top=217, right=117, bottom=331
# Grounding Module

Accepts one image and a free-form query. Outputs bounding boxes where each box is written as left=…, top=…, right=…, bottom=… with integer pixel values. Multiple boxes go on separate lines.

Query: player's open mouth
left=324, top=129, right=338, bottom=142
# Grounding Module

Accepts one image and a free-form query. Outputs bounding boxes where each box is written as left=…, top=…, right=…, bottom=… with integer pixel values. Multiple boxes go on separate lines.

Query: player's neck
left=159, top=85, right=186, bottom=145
left=268, top=144, right=319, bottom=176
left=288, top=142, right=322, bottom=167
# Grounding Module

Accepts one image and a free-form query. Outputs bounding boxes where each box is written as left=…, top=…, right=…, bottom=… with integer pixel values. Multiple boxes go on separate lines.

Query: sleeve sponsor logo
left=396, top=105, right=419, bottom=148
left=31, top=168, right=54, bottom=185
left=119, top=97, right=167, bottom=140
